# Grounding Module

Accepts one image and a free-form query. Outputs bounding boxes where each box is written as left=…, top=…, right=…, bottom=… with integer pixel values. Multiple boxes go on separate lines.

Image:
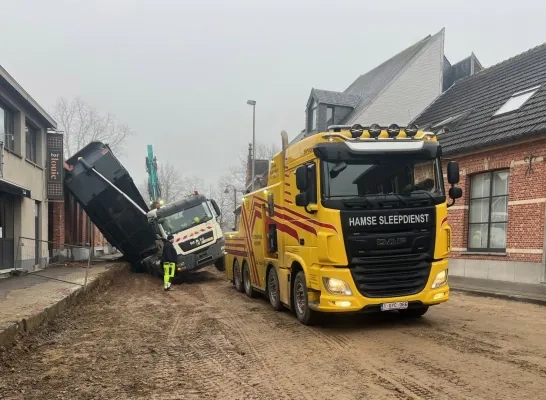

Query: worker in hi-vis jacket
left=161, top=235, right=177, bottom=291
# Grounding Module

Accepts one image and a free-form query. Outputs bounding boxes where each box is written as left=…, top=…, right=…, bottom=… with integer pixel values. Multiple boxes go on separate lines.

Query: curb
left=0, top=262, right=130, bottom=348
left=451, top=287, right=546, bottom=306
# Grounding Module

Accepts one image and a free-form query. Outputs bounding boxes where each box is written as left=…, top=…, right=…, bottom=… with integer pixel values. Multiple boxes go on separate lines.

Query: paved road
left=1, top=267, right=545, bottom=399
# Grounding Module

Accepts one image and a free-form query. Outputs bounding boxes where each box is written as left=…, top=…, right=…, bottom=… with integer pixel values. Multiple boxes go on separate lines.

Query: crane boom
left=145, top=145, right=162, bottom=204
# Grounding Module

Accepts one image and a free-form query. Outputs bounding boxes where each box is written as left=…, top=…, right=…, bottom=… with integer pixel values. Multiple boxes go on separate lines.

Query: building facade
left=413, top=42, right=546, bottom=284
left=0, top=65, right=56, bottom=272
left=292, top=28, right=481, bottom=144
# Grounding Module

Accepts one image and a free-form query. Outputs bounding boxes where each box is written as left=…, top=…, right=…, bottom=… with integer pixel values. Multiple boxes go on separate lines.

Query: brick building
left=49, top=192, right=111, bottom=261
left=412, top=42, right=546, bottom=284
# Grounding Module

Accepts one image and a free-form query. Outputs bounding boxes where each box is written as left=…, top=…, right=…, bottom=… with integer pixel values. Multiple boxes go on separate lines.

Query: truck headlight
left=431, top=269, right=448, bottom=289
left=323, top=277, right=352, bottom=295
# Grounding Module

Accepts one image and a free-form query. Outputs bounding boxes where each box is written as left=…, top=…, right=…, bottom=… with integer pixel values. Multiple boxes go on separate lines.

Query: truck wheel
left=242, top=261, right=257, bottom=298
left=214, top=257, right=226, bottom=272
left=233, top=260, right=244, bottom=293
left=398, top=306, right=429, bottom=318
left=267, top=267, right=282, bottom=311
left=293, top=271, right=319, bottom=326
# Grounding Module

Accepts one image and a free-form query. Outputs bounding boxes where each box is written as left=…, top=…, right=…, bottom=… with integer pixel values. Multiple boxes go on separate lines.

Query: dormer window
left=326, top=106, right=334, bottom=127
left=308, top=99, right=317, bottom=131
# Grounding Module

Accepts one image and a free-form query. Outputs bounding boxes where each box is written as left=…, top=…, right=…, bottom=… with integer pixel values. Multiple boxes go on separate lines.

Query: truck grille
left=349, top=253, right=432, bottom=298
left=178, top=231, right=214, bottom=252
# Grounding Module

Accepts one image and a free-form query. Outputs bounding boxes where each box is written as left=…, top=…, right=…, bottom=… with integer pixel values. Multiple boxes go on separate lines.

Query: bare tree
left=51, top=97, right=134, bottom=158
left=139, top=161, right=206, bottom=205
left=209, top=175, right=240, bottom=231
left=230, top=141, right=280, bottom=189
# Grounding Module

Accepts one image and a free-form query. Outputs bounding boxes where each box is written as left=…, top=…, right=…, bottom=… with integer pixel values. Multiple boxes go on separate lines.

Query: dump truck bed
left=64, top=141, right=158, bottom=262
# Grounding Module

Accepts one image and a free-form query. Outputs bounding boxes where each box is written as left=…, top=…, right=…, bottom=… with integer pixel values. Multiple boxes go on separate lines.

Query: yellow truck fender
left=283, top=253, right=320, bottom=290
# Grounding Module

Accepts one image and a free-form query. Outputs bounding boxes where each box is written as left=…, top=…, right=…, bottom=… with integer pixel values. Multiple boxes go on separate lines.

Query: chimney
left=245, top=143, right=252, bottom=186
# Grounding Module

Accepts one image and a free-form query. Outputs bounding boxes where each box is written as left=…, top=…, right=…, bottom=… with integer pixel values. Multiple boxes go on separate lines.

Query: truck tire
left=267, top=267, right=282, bottom=311
left=398, top=306, right=429, bottom=318
left=242, top=261, right=257, bottom=298
left=214, top=257, right=226, bottom=272
left=233, top=259, right=244, bottom=293
left=293, top=271, right=319, bottom=326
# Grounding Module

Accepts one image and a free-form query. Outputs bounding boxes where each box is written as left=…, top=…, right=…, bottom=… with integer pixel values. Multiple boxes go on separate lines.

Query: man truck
left=224, top=123, right=462, bottom=325
left=64, top=141, right=225, bottom=281
left=144, top=192, right=226, bottom=277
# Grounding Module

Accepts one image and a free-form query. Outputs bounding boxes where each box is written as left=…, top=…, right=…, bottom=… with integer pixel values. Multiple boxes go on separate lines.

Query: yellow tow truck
left=225, top=124, right=462, bottom=325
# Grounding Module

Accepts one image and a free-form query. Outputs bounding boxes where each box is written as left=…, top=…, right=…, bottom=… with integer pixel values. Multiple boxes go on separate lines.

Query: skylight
left=494, top=85, right=541, bottom=116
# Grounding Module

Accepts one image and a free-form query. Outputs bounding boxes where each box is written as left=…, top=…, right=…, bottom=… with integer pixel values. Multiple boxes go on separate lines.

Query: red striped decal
left=441, top=217, right=448, bottom=226
left=240, top=203, right=260, bottom=284
left=228, top=250, right=248, bottom=258
left=254, top=197, right=338, bottom=233
left=227, top=243, right=246, bottom=248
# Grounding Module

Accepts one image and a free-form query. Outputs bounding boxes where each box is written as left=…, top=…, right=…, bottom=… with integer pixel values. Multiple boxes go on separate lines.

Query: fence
left=12, top=236, right=115, bottom=289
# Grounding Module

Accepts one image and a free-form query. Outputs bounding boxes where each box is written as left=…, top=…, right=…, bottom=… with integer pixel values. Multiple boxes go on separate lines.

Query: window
left=0, top=102, right=15, bottom=151
left=25, top=123, right=37, bottom=163
left=308, top=99, right=317, bottom=131
left=494, top=86, right=541, bottom=116
left=326, top=106, right=334, bottom=127
left=468, top=170, right=509, bottom=251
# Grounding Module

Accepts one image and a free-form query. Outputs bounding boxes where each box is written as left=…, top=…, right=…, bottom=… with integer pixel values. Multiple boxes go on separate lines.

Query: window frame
left=0, top=101, right=16, bottom=152
left=25, top=122, right=38, bottom=163
left=493, top=85, right=541, bottom=117
left=308, top=99, right=317, bottom=132
left=326, top=106, right=334, bottom=127
left=467, top=169, right=509, bottom=252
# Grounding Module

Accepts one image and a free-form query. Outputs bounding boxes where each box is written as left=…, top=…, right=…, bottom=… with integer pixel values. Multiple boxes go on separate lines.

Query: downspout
left=542, top=200, right=546, bottom=283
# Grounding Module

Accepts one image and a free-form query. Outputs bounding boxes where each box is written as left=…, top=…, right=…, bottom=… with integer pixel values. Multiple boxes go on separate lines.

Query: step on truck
left=64, top=141, right=226, bottom=280
left=224, top=124, right=463, bottom=325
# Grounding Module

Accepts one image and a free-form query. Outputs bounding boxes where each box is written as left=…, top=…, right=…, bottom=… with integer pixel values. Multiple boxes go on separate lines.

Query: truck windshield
left=159, top=202, right=213, bottom=235
left=321, top=156, right=444, bottom=204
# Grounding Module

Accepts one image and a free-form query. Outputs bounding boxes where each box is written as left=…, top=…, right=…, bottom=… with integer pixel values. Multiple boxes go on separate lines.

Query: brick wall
left=444, top=138, right=546, bottom=264
left=50, top=191, right=108, bottom=249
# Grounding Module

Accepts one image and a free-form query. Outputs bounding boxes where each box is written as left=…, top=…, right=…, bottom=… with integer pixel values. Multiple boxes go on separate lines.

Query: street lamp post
left=224, top=184, right=239, bottom=213
left=247, top=100, right=256, bottom=191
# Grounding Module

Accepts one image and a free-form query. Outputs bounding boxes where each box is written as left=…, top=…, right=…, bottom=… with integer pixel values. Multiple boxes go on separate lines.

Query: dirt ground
left=0, top=267, right=545, bottom=400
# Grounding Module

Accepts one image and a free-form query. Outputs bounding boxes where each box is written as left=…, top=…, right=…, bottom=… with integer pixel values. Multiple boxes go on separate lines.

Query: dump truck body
left=64, top=142, right=158, bottom=263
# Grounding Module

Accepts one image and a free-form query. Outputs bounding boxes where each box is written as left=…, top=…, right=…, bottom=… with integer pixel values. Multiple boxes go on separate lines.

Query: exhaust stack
left=281, top=130, right=288, bottom=170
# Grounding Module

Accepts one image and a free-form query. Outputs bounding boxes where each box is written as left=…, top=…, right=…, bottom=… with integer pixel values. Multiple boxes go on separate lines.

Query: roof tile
left=413, top=42, right=546, bottom=155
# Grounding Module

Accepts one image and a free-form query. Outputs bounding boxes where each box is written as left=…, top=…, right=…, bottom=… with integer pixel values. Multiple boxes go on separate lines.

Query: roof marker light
left=405, top=124, right=419, bottom=138
left=349, top=124, right=364, bottom=138
left=369, top=124, right=382, bottom=138
left=387, top=124, right=400, bottom=138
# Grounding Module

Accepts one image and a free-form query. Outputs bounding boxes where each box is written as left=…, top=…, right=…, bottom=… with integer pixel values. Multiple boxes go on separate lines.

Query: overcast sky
left=1, top=0, right=545, bottom=186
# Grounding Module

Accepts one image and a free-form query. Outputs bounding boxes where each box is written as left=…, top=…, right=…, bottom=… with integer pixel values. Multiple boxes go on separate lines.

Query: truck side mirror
left=295, top=192, right=310, bottom=207
left=447, top=161, right=460, bottom=185
left=210, top=199, right=221, bottom=216
left=449, top=186, right=463, bottom=200
left=295, top=166, right=309, bottom=191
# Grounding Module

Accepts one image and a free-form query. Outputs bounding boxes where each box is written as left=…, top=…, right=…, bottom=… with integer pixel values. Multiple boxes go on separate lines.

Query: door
left=0, top=193, right=15, bottom=270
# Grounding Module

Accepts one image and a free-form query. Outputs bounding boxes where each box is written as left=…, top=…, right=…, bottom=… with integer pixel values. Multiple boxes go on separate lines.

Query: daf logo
left=377, top=238, right=406, bottom=246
